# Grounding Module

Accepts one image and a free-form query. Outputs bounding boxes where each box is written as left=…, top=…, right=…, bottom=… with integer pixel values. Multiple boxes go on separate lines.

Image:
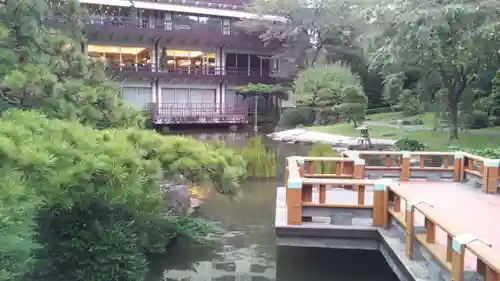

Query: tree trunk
left=448, top=100, right=459, bottom=140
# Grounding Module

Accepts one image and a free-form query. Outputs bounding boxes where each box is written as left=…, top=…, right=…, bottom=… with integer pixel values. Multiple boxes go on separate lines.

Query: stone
left=159, top=178, right=192, bottom=217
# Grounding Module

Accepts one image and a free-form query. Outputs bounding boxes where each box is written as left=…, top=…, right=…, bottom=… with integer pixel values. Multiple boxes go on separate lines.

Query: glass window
left=237, top=54, right=248, bottom=69
left=87, top=45, right=152, bottom=69
left=250, top=54, right=260, bottom=72
left=122, top=87, right=152, bottom=109
left=171, top=13, right=197, bottom=30
left=163, top=50, right=216, bottom=72
left=225, top=53, right=237, bottom=68
left=262, top=57, right=271, bottom=76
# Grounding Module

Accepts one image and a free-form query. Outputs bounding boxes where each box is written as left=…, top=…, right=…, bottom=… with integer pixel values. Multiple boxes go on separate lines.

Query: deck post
left=483, top=159, right=499, bottom=194
left=297, top=157, right=312, bottom=222
left=401, top=152, right=411, bottom=181
left=286, top=176, right=303, bottom=225
left=454, top=152, right=464, bottom=182
left=451, top=235, right=471, bottom=281
left=373, top=181, right=387, bottom=227
left=405, top=203, right=415, bottom=259
left=354, top=158, right=366, bottom=205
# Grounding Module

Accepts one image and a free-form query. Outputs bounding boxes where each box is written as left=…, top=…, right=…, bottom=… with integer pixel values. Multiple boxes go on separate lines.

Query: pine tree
left=0, top=0, right=143, bottom=129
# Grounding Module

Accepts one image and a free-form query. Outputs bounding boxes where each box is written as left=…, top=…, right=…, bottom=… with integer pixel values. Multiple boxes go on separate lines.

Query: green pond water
left=147, top=131, right=400, bottom=281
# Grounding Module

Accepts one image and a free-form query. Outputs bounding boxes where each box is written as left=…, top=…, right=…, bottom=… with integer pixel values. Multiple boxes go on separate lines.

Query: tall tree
left=368, top=0, right=500, bottom=139
left=0, top=0, right=143, bottom=129
left=245, top=0, right=371, bottom=71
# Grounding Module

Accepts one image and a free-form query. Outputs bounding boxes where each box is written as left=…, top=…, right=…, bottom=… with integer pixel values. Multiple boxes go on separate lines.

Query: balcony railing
left=106, top=63, right=275, bottom=77
left=83, top=16, right=253, bottom=36
left=151, top=102, right=249, bottom=124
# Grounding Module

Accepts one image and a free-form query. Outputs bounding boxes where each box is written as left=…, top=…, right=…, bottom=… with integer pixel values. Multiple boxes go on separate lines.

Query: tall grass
left=239, top=136, right=276, bottom=178
left=307, top=143, right=340, bottom=173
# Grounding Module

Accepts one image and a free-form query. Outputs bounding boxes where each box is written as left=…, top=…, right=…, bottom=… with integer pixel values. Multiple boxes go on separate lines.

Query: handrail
left=284, top=150, right=500, bottom=281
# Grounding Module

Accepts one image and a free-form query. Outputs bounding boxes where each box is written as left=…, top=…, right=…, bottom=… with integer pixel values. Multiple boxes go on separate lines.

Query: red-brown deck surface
left=395, top=181, right=500, bottom=268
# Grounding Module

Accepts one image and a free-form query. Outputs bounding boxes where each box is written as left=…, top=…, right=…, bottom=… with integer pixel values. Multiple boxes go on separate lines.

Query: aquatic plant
left=238, top=136, right=277, bottom=178
left=307, top=143, right=340, bottom=173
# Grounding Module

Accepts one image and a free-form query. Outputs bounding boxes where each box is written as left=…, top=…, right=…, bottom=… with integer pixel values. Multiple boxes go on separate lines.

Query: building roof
left=80, top=0, right=287, bottom=21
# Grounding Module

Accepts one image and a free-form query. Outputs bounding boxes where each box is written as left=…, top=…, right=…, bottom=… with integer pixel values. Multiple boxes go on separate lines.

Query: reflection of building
left=56, top=0, right=287, bottom=126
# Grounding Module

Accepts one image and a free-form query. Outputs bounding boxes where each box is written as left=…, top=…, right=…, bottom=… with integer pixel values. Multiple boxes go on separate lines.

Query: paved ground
left=276, top=181, right=500, bottom=268
left=364, top=121, right=500, bottom=136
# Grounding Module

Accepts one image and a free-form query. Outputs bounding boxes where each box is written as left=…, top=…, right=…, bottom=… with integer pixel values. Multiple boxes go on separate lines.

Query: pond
left=147, top=132, right=400, bottom=281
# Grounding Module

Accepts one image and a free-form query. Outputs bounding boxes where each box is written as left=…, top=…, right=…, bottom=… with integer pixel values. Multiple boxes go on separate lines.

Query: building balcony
left=106, top=63, right=276, bottom=84
left=151, top=103, right=248, bottom=124
left=82, top=16, right=267, bottom=50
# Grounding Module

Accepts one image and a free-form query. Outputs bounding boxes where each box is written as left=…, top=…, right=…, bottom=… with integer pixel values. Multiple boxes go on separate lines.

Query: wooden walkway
left=278, top=152, right=500, bottom=281
left=393, top=181, right=500, bottom=268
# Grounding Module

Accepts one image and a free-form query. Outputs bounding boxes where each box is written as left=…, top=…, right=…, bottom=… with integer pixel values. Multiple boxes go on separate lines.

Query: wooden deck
left=278, top=152, right=500, bottom=281
left=393, top=181, right=500, bottom=268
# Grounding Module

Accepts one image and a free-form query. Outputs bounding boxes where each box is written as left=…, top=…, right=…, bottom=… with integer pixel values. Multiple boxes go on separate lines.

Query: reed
left=239, top=136, right=277, bottom=178
left=307, top=143, right=340, bottom=173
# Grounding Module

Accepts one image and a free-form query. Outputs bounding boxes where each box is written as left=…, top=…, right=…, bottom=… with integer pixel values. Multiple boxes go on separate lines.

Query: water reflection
left=150, top=132, right=399, bottom=281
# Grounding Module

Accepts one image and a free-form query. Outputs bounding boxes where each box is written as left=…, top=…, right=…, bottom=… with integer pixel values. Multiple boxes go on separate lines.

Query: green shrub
left=450, top=147, right=500, bottom=159
left=0, top=109, right=243, bottom=281
left=277, top=107, right=316, bottom=128
left=393, top=138, right=426, bottom=151
left=468, top=110, right=490, bottom=129
left=0, top=169, right=40, bottom=281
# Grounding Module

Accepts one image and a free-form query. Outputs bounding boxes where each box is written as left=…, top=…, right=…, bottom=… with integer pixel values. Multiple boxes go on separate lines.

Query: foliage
left=394, top=89, right=422, bottom=117
left=468, top=110, right=490, bottom=129
left=393, top=138, right=426, bottom=151
left=307, top=143, right=339, bottom=173
left=113, top=130, right=246, bottom=196
left=488, top=70, right=500, bottom=125
left=382, top=74, right=405, bottom=107
left=0, top=170, right=40, bottom=281
left=245, top=0, right=369, bottom=71
left=233, top=83, right=288, bottom=99
left=0, top=110, right=241, bottom=281
left=294, top=64, right=360, bottom=108
left=369, top=0, right=500, bottom=139
left=366, top=106, right=392, bottom=115
left=277, top=107, right=316, bottom=128
left=237, top=136, right=276, bottom=178
left=333, top=85, right=368, bottom=127
left=0, top=0, right=144, bottom=129
left=451, top=147, right=500, bottom=159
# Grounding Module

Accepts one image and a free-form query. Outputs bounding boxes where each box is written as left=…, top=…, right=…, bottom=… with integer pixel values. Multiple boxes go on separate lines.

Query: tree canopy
left=368, top=0, right=500, bottom=139
left=0, top=1, right=248, bottom=280
left=0, top=0, right=143, bottom=129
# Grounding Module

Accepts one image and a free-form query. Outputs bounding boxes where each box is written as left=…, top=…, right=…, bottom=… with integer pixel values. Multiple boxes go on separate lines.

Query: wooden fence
left=284, top=151, right=500, bottom=281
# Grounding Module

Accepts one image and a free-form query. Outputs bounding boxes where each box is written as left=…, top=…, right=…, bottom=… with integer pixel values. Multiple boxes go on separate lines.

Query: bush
left=393, top=138, right=426, bottom=151
left=277, top=107, right=316, bottom=128
left=394, top=89, right=422, bottom=116
left=293, top=63, right=361, bottom=108
left=0, top=170, right=40, bottom=281
left=468, top=110, right=490, bottom=129
left=0, top=109, right=243, bottom=281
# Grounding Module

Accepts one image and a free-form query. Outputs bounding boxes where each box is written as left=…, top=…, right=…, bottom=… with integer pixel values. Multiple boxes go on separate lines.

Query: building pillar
left=221, top=84, right=226, bottom=113
left=220, top=47, right=226, bottom=75
left=152, top=81, right=157, bottom=103
left=215, top=84, right=221, bottom=112
left=151, top=44, right=157, bottom=72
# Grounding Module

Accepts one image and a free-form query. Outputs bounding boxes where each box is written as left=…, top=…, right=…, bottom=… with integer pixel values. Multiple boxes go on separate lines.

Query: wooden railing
left=341, top=151, right=499, bottom=193
left=284, top=151, right=500, bottom=281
